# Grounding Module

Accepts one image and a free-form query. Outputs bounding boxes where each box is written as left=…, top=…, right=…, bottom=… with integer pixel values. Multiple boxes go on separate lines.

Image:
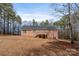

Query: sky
left=13, top=3, right=60, bottom=22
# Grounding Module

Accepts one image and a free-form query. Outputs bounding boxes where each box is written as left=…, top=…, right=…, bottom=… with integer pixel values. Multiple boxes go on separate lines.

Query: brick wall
left=21, top=30, right=58, bottom=39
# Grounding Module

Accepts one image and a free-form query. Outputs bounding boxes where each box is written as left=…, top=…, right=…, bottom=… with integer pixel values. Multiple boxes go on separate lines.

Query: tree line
left=52, top=3, right=79, bottom=44
left=32, top=19, right=53, bottom=26
left=0, top=3, right=22, bottom=35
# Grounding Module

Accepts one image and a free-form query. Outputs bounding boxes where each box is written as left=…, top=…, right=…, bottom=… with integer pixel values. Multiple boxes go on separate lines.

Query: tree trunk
left=9, top=22, right=11, bottom=35
left=68, top=3, right=74, bottom=44
left=0, top=6, right=3, bottom=34
left=3, top=9, right=6, bottom=35
left=12, top=19, right=14, bottom=35
left=7, top=13, right=9, bottom=35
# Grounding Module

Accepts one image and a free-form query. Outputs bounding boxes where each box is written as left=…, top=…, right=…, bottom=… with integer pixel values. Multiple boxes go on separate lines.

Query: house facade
left=21, top=26, right=58, bottom=39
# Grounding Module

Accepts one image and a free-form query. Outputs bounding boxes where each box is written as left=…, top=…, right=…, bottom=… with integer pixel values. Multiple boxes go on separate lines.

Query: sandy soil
left=0, top=35, right=79, bottom=56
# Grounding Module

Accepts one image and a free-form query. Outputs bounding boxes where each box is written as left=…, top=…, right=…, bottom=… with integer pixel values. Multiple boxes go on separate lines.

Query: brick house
left=21, top=26, right=58, bottom=39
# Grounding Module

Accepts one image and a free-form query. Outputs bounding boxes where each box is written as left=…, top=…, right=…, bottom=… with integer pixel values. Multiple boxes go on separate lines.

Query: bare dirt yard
left=0, top=35, right=79, bottom=56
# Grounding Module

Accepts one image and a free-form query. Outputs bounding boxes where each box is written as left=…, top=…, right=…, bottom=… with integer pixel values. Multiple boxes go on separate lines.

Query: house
left=21, top=26, right=58, bottom=39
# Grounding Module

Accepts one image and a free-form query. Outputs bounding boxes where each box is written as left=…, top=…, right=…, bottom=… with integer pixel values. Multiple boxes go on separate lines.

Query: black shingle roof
left=22, top=25, right=58, bottom=31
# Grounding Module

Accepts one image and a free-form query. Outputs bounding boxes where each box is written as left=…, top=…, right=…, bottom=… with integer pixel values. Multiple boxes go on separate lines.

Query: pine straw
left=0, top=35, right=79, bottom=56
left=27, top=40, right=79, bottom=56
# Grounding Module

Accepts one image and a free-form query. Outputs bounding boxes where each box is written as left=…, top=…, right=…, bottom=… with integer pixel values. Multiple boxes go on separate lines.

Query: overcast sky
left=13, top=3, right=60, bottom=22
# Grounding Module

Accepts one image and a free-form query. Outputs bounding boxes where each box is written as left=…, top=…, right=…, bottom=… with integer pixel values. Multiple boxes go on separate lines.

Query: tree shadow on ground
left=24, top=40, right=79, bottom=56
